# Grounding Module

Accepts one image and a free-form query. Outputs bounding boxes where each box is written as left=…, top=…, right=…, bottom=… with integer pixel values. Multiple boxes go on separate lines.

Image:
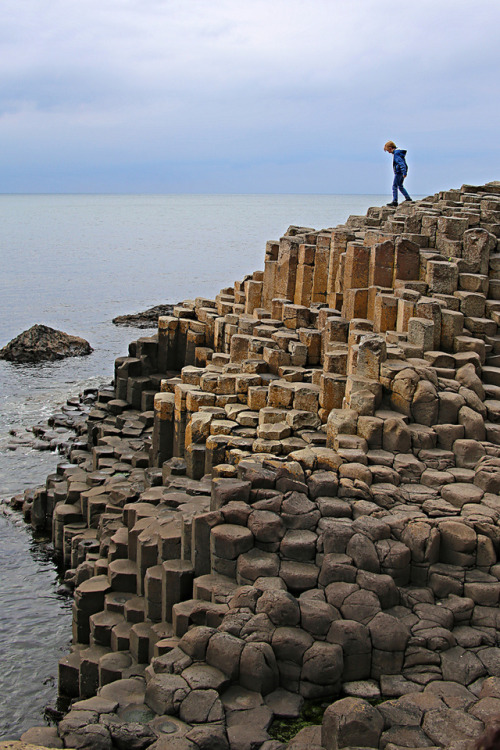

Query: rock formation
left=14, top=180, right=500, bottom=750
left=112, top=304, right=175, bottom=328
left=0, top=324, right=93, bottom=363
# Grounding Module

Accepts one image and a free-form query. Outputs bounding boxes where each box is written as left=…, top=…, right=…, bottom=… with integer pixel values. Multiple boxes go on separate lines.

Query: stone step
left=485, top=354, right=500, bottom=368
left=73, top=575, right=113, bottom=643
left=89, top=610, right=124, bottom=647
left=171, top=599, right=228, bottom=637
left=193, top=573, right=239, bottom=603
left=99, top=650, right=141, bottom=687
left=58, top=647, right=84, bottom=699
left=161, top=559, right=195, bottom=622
left=484, top=355, right=500, bottom=374
left=130, top=622, right=160, bottom=663
left=108, top=526, right=129, bottom=559
left=79, top=644, right=112, bottom=698
left=104, top=590, right=137, bottom=614
left=124, top=595, right=147, bottom=624
left=107, top=558, right=138, bottom=593
left=106, top=399, right=131, bottom=415
left=110, top=620, right=133, bottom=652
left=144, top=564, right=163, bottom=622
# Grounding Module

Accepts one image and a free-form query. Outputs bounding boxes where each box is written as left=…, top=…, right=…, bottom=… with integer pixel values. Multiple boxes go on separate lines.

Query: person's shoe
left=386, top=201, right=398, bottom=207
left=405, top=197, right=413, bottom=202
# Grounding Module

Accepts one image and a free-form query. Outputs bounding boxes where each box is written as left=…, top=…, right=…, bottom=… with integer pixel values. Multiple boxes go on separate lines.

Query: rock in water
left=0, top=324, right=93, bottom=363
left=112, top=303, right=175, bottom=328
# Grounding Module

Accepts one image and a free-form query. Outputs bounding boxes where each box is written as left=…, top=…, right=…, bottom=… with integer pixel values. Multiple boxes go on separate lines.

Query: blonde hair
left=384, top=141, right=397, bottom=152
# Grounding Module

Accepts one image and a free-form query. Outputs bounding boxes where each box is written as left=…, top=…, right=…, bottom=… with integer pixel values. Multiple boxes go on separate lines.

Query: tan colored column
left=369, top=240, right=395, bottom=287
left=373, top=294, right=398, bottom=333
left=151, top=392, right=175, bottom=467
left=312, top=234, right=331, bottom=303
left=262, top=241, right=279, bottom=309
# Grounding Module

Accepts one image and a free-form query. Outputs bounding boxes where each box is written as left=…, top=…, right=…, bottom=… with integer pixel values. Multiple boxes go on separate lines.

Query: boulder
left=239, top=642, right=279, bottom=694
left=301, top=641, right=343, bottom=687
left=327, top=619, right=371, bottom=681
left=0, top=324, right=93, bottom=362
left=255, top=590, right=300, bottom=626
left=100, top=717, right=158, bottom=750
left=321, top=697, right=383, bottom=749
left=144, top=674, right=190, bottom=714
left=112, top=303, right=175, bottom=327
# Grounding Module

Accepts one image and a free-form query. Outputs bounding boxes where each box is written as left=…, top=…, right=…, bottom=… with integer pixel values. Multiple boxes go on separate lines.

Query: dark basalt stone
left=112, top=304, right=175, bottom=328
left=0, top=324, right=93, bottom=363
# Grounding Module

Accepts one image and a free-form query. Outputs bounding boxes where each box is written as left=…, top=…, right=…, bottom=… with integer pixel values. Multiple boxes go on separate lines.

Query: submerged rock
left=112, top=304, right=175, bottom=328
left=0, top=324, right=93, bottom=363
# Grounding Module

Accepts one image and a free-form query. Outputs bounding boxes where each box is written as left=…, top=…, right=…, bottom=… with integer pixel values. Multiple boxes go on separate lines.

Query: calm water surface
left=0, top=510, right=72, bottom=739
left=0, top=193, right=387, bottom=738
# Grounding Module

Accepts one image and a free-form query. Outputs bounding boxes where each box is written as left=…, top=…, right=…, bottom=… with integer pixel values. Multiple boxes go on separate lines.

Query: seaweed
left=269, top=699, right=328, bottom=743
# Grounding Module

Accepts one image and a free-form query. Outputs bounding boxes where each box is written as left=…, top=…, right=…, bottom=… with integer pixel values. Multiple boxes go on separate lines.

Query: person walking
left=384, top=140, right=412, bottom=207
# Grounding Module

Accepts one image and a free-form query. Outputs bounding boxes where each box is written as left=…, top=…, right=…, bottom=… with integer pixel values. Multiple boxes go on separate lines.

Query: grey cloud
left=0, top=0, right=499, bottom=192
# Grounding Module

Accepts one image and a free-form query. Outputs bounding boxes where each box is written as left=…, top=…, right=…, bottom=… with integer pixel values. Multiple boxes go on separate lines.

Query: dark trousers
left=392, top=173, right=411, bottom=202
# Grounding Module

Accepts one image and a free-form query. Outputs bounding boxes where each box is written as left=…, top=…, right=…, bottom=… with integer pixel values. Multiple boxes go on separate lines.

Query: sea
left=0, top=192, right=388, bottom=739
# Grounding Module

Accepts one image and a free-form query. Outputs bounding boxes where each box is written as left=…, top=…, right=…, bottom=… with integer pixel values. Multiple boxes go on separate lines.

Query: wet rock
left=0, top=324, right=93, bottom=363
left=112, top=304, right=176, bottom=328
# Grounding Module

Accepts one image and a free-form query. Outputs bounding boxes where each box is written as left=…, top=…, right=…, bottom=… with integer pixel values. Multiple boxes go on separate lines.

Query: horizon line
left=0, top=191, right=428, bottom=197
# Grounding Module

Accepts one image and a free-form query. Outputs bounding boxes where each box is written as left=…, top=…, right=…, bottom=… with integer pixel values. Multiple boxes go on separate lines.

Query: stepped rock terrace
left=13, top=180, right=500, bottom=750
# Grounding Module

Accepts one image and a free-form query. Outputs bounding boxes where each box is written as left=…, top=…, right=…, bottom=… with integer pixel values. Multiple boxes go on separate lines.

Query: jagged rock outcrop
left=0, top=324, right=92, bottom=363
left=112, top=304, right=175, bottom=328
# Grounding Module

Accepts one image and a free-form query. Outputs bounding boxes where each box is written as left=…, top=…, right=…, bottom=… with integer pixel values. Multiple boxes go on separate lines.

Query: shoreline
left=6, top=180, right=500, bottom=750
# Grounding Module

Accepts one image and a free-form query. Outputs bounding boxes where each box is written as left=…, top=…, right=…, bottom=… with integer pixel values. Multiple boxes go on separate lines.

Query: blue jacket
left=393, top=149, right=408, bottom=176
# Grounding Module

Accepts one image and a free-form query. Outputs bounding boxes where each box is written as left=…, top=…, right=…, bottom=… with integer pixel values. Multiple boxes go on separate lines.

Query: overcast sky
left=1, top=0, right=499, bottom=194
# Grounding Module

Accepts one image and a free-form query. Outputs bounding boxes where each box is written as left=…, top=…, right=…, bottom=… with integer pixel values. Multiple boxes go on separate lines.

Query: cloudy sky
left=1, top=0, right=499, bottom=194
